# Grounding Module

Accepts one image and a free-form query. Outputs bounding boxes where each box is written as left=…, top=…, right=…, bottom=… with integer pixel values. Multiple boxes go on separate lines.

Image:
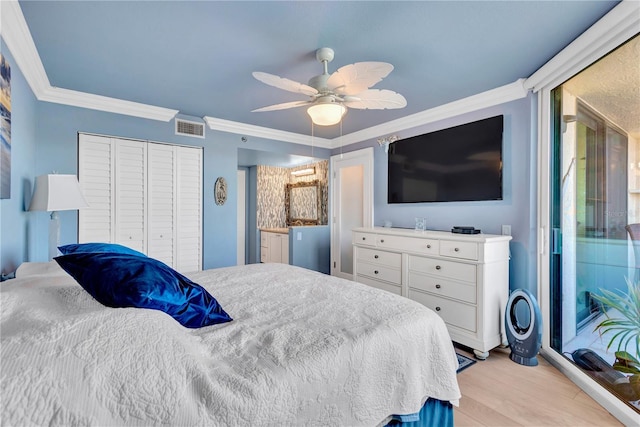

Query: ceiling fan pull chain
left=339, top=120, right=343, bottom=159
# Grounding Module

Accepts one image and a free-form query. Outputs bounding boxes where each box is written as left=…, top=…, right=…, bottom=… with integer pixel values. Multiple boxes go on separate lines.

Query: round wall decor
left=214, top=177, right=227, bottom=206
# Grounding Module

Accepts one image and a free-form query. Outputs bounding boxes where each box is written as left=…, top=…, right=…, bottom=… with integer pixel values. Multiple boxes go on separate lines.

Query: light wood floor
left=453, top=346, right=623, bottom=426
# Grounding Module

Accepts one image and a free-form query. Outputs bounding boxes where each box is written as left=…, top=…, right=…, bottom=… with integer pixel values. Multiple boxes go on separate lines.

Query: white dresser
left=352, top=227, right=511, bottom=359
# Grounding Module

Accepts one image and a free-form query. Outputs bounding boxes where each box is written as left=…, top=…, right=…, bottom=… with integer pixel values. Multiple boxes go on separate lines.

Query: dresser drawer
left=408, top=255, right=476, bottom=283
left=260, top=232, right=269, bottom=246
left=356, top=275, right=402, bottom=295
left=409, top=290, right=477, bottom=332
left=407, top=271, right=476, bottom=304
left=356, top=261, right=401, bottom=284
left=440, top=240, right=478, bottom=260
left=376, top=234, right=439, bottom=256
left=353, top=231, right=376, bottom=247
left=260, top=250, right=267, bottom=263
left=356, top=247, right=401, bottom=268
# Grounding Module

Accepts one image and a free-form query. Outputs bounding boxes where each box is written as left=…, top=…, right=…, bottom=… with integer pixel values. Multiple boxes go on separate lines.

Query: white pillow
left=15, top=261, right=66, bottom=278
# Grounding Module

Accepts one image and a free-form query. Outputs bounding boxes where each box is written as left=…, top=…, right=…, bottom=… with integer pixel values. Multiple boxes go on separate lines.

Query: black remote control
left=451, top=226, right=481, bottom=234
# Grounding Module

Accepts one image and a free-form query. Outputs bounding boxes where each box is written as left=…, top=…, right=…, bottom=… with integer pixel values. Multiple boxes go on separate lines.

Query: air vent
left=175, top=118, right=205, bottom=138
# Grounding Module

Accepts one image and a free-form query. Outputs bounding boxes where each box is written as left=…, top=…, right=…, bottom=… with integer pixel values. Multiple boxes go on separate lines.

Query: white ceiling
left=15, top=0, right=620, bottom=140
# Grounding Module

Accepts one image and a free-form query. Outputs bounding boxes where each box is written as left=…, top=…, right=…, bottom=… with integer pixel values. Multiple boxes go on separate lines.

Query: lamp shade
left=307, top=102, right=346, bottom=126
left=29, top=174, right=89, bottom=212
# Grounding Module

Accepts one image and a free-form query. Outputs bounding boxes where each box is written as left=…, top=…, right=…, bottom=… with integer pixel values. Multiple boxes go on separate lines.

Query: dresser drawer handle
left=435, top=265, right=441, bottom=270
left=374, top=255, right=379, bottom=259
left=435, top=284, right=441, bottom=289
left=435, top=307, right=441, bottom=312
left=426, top=244, right=431, bottom=249
left=362, top=237, right=366, bottom=241
left=380, top=239, right=385, bottom=243
left=454, top=247, right=460, bottom=252
left=374, top=270, right=379, bottom=275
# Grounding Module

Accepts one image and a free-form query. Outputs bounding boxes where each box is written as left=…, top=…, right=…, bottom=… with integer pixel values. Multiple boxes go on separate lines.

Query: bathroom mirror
left=285, top=180, right=321, bottom=226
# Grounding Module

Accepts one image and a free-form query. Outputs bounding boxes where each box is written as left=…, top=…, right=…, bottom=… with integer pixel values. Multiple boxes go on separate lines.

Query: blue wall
left=31, top=102, right=330, bottom=269
left=0, top=40, right=38, bottom=275
left=1, top=33, right=536, bottom=290
left=334, top=95, right=538, bottom=293
left=0, top=43, right=330, bottom=273
left=289, top=225, right=330, bottom=274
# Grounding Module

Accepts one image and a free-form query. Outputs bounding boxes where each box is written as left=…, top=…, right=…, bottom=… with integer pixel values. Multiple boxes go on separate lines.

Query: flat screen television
left=387, top=115, right=503, bottom=203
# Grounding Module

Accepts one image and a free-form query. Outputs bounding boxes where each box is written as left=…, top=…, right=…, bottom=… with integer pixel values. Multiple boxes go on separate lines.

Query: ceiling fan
left=251, top=47, right=407, bottom=126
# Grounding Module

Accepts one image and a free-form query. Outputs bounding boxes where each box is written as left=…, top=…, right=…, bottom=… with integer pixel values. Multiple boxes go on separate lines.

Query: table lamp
left=29, top=174, right=89, bottom=260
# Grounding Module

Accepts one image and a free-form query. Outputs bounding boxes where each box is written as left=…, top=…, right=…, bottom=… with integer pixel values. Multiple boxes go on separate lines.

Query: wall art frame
left=1, top=54, right=11, bottom=199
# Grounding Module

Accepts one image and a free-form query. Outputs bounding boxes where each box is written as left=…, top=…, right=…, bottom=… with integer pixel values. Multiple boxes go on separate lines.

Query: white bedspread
left=1, top=262, right=460, bottom=426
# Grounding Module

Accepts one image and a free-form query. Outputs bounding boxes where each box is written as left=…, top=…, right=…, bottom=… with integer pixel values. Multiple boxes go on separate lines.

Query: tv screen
left=388, top=115, right=503, bottom=203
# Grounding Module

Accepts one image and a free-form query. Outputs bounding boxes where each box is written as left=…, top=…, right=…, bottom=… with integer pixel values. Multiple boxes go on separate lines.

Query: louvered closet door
left=78, top=134, right=115, bottom=243
left=114, top=139, right=147, bottom=253
left=175, top=146, right=202, bottom=272
left=78, top=134, right=202, bottom=271
left=147, top=144, right=175, bottom=267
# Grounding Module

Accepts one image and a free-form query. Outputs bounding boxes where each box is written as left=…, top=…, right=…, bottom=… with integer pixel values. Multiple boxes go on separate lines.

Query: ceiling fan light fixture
left=307, top=103, right=346, bottom=126
left=253, top=47, right=404, bottom=125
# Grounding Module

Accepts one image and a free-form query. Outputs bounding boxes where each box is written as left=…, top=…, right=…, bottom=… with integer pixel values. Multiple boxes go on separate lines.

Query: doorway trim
left=330, top=147, right=374, bottom=279
left=237, top=169, right=246, bottom=265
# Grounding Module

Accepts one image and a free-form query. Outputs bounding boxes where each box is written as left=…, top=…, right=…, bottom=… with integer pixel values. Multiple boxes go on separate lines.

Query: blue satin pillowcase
left=58, top=242, right=147, bottom=258
left=54, top=252, right=232, bottom=328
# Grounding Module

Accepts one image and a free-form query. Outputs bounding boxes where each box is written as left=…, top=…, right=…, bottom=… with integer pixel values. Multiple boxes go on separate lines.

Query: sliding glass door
left=549, top=35, right=638, bottom=412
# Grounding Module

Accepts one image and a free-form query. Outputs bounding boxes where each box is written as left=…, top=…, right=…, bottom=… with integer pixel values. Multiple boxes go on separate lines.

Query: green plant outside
left=592, top=278, right=640, bottom=401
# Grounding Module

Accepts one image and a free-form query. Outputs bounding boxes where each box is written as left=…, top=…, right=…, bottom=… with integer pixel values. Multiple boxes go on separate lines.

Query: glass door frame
left=530, top=2, right=639, bottom=425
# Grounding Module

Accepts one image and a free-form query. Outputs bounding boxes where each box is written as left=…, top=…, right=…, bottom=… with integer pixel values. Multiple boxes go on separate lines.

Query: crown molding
left=38, top=86, right=179, bottom=122
left=1, top=0, right=50, bottom=95
left=203, top=116, right=333, bottom=149
left=1, top=0, right=178, bottom=122
left=208, top=79, right=527, bottom=149
left=334, top=79, right=529, bottom=147
left=525, top=0, right=640, bottom=92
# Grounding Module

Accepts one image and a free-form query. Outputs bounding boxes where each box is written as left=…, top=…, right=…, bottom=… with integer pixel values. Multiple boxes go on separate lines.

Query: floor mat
left=456, top=352, right=476, bottom=373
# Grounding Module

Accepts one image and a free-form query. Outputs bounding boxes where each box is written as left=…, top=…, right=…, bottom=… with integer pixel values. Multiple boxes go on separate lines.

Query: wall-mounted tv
left=388, top=115, right=503, bottom=203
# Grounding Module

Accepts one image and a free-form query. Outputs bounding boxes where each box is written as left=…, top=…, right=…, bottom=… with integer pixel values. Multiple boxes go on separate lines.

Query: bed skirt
left=385, top=398, right=453, bottom=427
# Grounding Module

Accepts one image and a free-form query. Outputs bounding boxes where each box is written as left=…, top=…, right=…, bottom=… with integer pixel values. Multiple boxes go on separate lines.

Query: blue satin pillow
left=54, top=252, right=232, bottom=328
left=58, top=242, right=146, bottom=258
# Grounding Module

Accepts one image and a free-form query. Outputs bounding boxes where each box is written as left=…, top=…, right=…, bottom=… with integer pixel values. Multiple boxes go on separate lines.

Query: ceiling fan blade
left=327, top=62, right=394, bottom=95
left=342, top=89, right=407, bottom=110
left=341, top=95, right=361, bottom=102
left=252, top=72, right=318, bottom=97
left=251, top=100, right=311, bottom=112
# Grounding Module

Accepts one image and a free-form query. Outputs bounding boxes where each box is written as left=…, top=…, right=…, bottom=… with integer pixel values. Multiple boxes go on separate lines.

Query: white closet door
left=78, top=134, right=115, bottom=243
left=175, top=146, right=202, bottom=272
left=78, top=134, right=202, bottom=271
left=147, top=143, right=175, bottom=267
left=114, top=139, right=147, bottom=253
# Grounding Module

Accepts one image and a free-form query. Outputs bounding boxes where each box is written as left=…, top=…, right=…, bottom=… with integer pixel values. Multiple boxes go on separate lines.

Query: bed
left=1, top=257, right=461, bottom=426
